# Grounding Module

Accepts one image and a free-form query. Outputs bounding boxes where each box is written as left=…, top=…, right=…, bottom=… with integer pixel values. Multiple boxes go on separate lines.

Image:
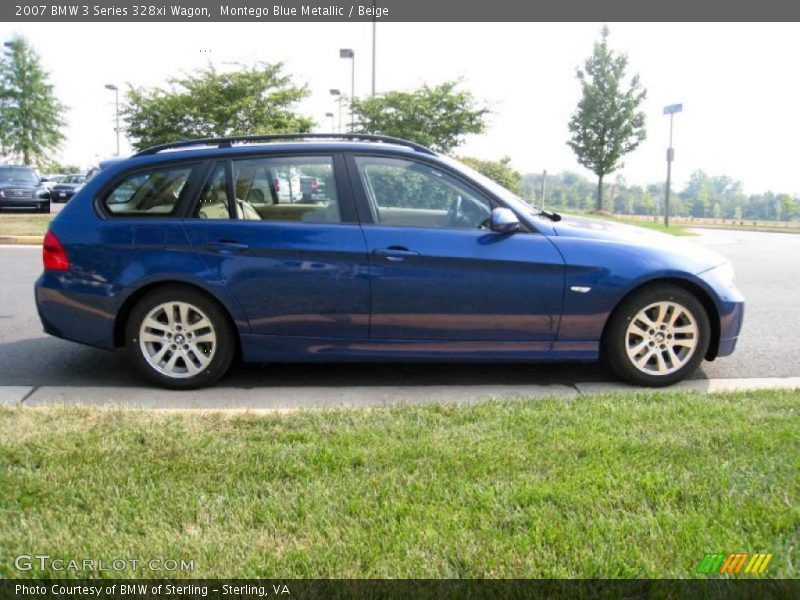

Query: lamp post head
left=329, top=89, right=341, bottom=96
left=339, top=48, right=354, bottom=59
left=105, top=84, right=118, bottom=92
left=325, top=112, right=334, bottom=118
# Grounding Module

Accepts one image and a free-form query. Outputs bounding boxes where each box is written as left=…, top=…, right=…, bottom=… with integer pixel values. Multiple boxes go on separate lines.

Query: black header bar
left=4, top=0, right=800, bottom=22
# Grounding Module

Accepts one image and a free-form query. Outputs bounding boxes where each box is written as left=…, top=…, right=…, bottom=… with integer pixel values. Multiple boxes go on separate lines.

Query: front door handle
left=205, top=240, right=250, bottom=253
left=373, top=246, right=420, bottom=262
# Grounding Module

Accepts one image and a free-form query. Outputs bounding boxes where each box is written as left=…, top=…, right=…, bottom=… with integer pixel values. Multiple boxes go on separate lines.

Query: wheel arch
left=601, top=277, right=721, bottom=361
left=113, top=280, right=242, bottom=353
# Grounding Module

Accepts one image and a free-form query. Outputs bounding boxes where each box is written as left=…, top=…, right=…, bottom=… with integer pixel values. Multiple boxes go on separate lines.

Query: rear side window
left=195, top=164, right=231, bottom=219
left=189, top=156, right=341, bottom=223
left=104, top=166, right=192, bottom=216
left=233, top=156, right=340, bottom=223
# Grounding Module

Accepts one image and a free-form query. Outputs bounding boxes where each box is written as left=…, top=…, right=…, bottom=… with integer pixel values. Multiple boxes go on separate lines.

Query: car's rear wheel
left=126, top=286, right=235, bottom=389
left=604, top=284, right=710, bottom=386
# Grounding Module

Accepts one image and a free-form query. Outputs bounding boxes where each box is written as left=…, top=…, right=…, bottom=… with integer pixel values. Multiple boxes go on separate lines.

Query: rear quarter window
left=103, top=166, right=193, bottom=216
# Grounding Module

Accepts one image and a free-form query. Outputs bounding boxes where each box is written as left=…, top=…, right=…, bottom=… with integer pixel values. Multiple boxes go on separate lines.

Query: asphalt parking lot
left=0, top=228, right=798, bottom=406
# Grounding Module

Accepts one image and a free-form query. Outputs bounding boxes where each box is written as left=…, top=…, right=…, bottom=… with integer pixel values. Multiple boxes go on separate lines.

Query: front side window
left=104, top=166, right=192, bottom=216
left=355, top=156, right=492, bottom=229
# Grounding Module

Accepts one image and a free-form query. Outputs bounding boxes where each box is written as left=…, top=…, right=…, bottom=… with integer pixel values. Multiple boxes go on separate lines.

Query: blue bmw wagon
left=35, top=134, right=744, bottom=389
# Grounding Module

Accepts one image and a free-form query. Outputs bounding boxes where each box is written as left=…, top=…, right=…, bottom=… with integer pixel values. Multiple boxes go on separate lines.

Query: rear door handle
left=373, top=246, right=420, bottom=262
left=205, top=240, right=250, bottom=253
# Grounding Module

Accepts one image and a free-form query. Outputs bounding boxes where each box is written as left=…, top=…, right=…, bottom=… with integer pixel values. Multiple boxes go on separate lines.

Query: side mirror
left=490, top=207, right=520, bottom=234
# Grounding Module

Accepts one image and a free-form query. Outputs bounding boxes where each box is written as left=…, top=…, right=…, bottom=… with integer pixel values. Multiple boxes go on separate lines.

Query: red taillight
left=310, top=178, right=319, bottom=192
left=43, top=231, right=70, bottom=271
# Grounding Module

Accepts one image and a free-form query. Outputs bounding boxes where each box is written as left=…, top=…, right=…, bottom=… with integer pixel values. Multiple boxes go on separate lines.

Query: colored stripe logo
left=697, top=552, right=773, bottom=574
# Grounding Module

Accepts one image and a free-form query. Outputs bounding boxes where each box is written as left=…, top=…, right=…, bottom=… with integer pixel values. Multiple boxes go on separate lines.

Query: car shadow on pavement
left=0, top=336, right=712, bottom=389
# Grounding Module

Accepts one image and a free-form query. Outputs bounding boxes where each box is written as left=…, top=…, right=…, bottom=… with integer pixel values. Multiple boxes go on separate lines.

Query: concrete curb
left=575, top=377, right=800, bottom=396
left=0, top=386, right=33, bottom=406
left=0, top=235, right=43, bottom=245
left=1, top=377, right=797, bottom=411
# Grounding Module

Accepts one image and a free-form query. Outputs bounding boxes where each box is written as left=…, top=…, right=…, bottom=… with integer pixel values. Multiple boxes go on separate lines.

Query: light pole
left=540, top=170, right=547, bottom=211
left=662, top=103, right=682, bottom=228
left=105, top=84, right=120, bottom=156
left=325, top=112, right=335, bottom=132
left=371, top=2, right=376, bottom=96
left=329, top=89, right=342, bottom=133
left=339, top=48, right=355, bottom=132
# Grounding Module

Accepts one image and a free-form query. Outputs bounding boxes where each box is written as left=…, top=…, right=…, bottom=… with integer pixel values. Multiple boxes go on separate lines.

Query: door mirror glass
left=490, top=207, right=520, bottom=234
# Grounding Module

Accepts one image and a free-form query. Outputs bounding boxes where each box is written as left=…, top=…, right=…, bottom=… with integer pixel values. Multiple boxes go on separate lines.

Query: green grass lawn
left=0, top=214, right=53, bottom=237
left=559, top=210, right=695, bottom=236
left=601, top=215, right=697, bottom=236
left=1, top=390, right=798, bottom=579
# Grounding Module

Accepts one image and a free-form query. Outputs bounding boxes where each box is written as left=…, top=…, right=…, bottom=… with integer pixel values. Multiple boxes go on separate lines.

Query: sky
left=1, top=21, right=798, bottom=195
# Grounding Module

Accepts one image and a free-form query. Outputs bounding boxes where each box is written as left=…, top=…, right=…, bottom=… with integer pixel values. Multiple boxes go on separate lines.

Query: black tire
left=39, top=202, right=51, bottom=213
left=603, top=284, right=710, bottom=387
left=125, top=285, right=236, bottom=389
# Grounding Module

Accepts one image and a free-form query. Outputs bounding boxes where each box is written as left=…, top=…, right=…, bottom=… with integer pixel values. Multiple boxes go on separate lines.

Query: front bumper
left=696, top=267, right=745, bottom=359
left=0, top=198, right=47, bottom=211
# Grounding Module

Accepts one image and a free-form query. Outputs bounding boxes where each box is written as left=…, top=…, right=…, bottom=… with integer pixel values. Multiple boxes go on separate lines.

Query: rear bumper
left=52, top=190, right=75, bottom=202
left=35, top=272, right=119, bottom=350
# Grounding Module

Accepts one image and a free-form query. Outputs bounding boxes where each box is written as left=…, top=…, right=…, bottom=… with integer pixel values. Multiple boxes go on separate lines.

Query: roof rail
left=133, top=133, right=436, bottom=157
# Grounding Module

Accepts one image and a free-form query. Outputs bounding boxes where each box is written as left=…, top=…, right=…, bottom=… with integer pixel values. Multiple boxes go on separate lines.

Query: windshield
left=439, top=155, right=541, bottom=218
left=0, top=167, right=38, bottom=185
left=62, top=174, right=86, bottom=184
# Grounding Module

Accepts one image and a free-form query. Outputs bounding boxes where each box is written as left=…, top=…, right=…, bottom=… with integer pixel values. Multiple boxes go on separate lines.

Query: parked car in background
left=50, top=173, right=87, bottom=203
left=272, top=170, right=302, bottom=203
left=0, top=165, right=50, bottom=213
left=40, top=174, right=65, bottom=195
left=35, top=134, right=744, bottom=390
left=299, top=174, right=327, bottom=202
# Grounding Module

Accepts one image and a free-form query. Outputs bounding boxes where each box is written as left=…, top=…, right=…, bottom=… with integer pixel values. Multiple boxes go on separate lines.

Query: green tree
left=567, top=26, right=647, bottom=211
left=776, top=194, right=795, bottom=222
left=351, top=81, right=488, bottom=153
left=43, top=162, right=82, bottom=175
left=640, top=190, right=654, bottom=217
left=0, top=36, right=66, bottom=167
left=456, top=155, right=522, bottom=194
left=122, top=63, right=313, bottom=151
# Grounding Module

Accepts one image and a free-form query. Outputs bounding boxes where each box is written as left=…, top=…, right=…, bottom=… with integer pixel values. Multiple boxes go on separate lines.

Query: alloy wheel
left=624, top=301, right=699, bottom=376
left=138, top=301, right=217, bottom=379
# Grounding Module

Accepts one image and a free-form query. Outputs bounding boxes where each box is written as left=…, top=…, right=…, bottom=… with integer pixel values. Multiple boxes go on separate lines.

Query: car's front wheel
left=604, top=285, right=710, bottom=386
left=126, top=286, right=235, bottom=389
